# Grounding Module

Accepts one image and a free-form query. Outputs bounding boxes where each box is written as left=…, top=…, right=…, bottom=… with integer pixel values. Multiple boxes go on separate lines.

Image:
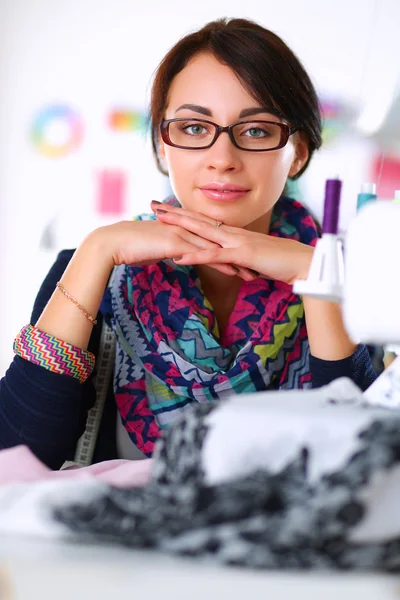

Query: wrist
left=287, top=245, right=314, bottom=285
left=35, top=229, right=115, bottom=350
left=81, top=226, right=115, bottom=273
left=295, top=246, right=314, bottom=282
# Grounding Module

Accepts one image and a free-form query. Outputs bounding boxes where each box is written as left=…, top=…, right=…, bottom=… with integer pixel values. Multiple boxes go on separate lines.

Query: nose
left=205, top=130, right=242, bottom=173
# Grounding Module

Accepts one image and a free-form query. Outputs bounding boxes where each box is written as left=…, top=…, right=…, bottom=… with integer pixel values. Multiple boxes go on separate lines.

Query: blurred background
left=0, top=0, right=399, bottom=375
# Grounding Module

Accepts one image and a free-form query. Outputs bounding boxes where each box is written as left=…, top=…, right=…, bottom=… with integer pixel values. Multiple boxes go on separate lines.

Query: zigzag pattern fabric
left=13, top=324, right=95, bottom=384
left=105, top=196, right=319, bottom=456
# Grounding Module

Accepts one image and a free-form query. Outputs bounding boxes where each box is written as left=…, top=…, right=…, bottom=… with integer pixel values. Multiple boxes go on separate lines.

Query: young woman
left=0, top=18, right=376, bottom=469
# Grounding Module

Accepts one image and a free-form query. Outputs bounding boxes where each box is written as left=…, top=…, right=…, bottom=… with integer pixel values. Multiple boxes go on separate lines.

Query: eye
left=243, top=126, right=268, bottom=138
left=179, top=122, right=210, bottom=136
left=186, top=124, right=206, bottom=135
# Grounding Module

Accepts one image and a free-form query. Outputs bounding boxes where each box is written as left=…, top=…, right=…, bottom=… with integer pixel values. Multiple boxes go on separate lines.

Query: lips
left=201, top=183, right=249, bottom=192
left=199, top=183, right=250, bottom=202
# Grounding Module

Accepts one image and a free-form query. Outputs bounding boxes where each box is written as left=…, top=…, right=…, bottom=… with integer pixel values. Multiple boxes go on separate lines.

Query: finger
left=152, top=201, right=218, bottom=224
left=179, top=229, right=221, bottom=250
left=232, top=265, right=259, bottom=281
left=174, top=248, right=259, bottom=281
left=157, top=210, right=230, bottom=243
left=209, top=263, right=240, bottom=276
left=155, top=225, right=241, bottom=276
left=159, top=233, right=228, bottom=271
left=174, top=247, right=239, bottom=265
left=153, top=202, right=236, bottom=232
left=151, top=201, right=216, bottom=226
left=158, top=214, right=256, bottom=279
left=177, top=230, right=256, bottom=278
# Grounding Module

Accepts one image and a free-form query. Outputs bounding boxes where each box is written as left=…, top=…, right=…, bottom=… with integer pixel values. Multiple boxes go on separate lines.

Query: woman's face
left=159, top=52, right=308, bottom=230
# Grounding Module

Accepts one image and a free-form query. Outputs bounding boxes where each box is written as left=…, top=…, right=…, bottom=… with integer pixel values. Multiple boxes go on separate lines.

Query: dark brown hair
left=150, top=18, right=322, bottom=179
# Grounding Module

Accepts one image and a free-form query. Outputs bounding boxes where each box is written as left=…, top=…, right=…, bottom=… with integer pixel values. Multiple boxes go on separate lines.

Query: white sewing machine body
left=344, top=202, right=400, bottom=346
left=344, top=202, right=400, bottom=406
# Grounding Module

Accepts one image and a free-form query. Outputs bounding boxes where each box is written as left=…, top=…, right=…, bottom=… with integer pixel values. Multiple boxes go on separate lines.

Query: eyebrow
left=174, top=104, right=281, bottom=119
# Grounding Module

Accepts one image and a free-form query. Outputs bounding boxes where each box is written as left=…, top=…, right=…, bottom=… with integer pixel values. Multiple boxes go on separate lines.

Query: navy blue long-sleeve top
left=0, top=250, right=377, bottom=470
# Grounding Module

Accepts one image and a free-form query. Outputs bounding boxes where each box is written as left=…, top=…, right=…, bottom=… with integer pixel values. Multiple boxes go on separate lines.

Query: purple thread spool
left=322, top=178, right=342, bottom=235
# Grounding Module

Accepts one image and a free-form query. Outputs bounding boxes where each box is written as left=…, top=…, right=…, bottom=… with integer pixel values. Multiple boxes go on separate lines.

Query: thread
left=322, top=179, right=342, bottom=235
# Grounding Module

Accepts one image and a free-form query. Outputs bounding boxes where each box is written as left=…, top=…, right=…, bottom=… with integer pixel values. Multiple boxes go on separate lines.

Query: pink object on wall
left=372, top=154, right=400, bottom=199
left=96, top=169, right=127, bottom=215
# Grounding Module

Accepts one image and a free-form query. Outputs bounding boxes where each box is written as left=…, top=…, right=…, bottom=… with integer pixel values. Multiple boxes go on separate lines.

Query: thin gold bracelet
left=56, top=282, right=97, bottom=325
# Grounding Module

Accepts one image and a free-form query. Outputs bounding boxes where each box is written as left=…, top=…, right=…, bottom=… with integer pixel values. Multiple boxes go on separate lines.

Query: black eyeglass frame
left=160, top=118, right=300, bottom=152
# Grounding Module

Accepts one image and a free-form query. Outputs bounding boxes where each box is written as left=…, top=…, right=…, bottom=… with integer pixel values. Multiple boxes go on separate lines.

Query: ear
left=158, top=133, right=166, bottom=160
left=158, top=134, right=168, bottom=173
left=288, top=132, right=309, bottom=178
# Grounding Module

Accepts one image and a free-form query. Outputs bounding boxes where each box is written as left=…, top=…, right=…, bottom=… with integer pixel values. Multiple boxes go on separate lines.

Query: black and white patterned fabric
left=2, top=377, right=400, bottom=570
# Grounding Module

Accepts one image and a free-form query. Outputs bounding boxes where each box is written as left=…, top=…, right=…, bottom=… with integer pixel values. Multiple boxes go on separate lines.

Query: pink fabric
left=0, top=446, right=153, bottom=488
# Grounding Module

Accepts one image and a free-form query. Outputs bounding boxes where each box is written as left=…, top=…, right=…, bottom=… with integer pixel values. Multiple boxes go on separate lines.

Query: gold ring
left=215, top=220, right=223, bottom=228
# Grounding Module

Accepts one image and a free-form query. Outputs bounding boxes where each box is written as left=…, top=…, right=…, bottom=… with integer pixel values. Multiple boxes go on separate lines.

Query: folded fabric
left=0, top=446, right=153, bottom=488
left=2, top=378, right=400, bottom=570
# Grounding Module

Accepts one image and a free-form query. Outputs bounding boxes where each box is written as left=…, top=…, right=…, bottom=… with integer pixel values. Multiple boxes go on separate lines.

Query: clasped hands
left=151, top=200, right=314, bottom=286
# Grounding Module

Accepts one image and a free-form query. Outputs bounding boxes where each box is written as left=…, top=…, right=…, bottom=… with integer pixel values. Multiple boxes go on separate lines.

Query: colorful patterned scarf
left=103, top=196, right=318, bottom=456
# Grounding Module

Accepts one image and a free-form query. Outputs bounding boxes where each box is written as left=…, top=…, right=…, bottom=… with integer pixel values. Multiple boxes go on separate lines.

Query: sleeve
left=0, top=250, right=99, bottom=469
left=310, top=344, right=377, bottom=392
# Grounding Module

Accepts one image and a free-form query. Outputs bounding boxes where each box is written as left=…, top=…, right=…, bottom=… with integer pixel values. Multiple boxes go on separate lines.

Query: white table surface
left=1, top=536, right=400, bottom=600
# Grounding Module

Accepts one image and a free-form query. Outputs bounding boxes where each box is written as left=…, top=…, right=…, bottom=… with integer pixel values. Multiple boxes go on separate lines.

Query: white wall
left=0, top=0, right=399, bottom=374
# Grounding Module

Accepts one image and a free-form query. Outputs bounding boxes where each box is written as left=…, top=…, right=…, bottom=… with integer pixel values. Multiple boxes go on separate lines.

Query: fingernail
left=173, top=256, right=182, bottom=262
left=156, top=209, right=167, bottom=215
left=151, top=200, right=162, bottom=204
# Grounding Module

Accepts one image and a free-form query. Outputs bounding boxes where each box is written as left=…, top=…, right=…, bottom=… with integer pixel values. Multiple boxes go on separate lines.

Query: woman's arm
left=299, top=272, right=377, bottom=390
left=35, top=219, right=225, bottom=350
left=0, top=232, right=114, bottom=467
left=0, top=250, right=98, bottom=468
left=303, top=297, right=357, bottom=360
left=0, top=219, right=225, bottom=466
left=35, top=234, right=114, bottom=350
left=309, top=345, right=377, bottom=391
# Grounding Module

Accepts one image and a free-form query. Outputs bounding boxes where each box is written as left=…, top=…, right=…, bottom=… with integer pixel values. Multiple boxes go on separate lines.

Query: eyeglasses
left=160, top=118, right=300, bottom=152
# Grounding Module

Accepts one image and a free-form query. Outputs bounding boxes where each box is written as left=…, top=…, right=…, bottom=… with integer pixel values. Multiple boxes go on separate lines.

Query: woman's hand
left=95, top=217, right=257, bottom=279
left=93, top=219, right=240, bottom=276
left=151, top=201, right=314, bottom=285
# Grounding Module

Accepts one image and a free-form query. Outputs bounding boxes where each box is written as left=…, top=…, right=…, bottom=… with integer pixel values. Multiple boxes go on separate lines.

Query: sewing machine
left=294, top=179, right=400, bottom=407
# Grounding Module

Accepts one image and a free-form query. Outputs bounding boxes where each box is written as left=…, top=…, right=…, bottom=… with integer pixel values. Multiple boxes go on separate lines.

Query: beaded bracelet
left=56, top=282, right=97, bottom=325
left=13, top=324, right=95, bottom=384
